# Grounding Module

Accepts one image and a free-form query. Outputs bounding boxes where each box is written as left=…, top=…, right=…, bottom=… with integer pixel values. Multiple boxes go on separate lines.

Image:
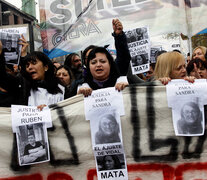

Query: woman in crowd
left=56, top=65, right=72, bottom=87
left=154, top=51, right=195, bottom=84
left=56, top=65, right=78, bottom=98
left=99, top=155, right=122, bottom=171
left=186, top=58, right=207, bottom=79
left=177, top=101, right=203, bottom=135
left=95, top=113, right=120, bottom=144
left=0, top=41, right=64, bottom=107
left=81, top=19, right=131, bottom=79
left=192, top=46, right=206, bottom=61
left=77, top=46, right=128, bottom=96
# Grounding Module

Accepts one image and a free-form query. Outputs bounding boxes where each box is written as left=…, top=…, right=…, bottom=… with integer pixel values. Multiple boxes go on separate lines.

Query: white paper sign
left=11, top=105, right=52, bottom=133
left=90, top=108, right=128, bottom=180
left=125, top=26, right=150, bottom=75
left=166, top=79, right=207, bottom=136
left=166, top=79, right=207, bottom=107
left=16, top=122, right=50, bottom=166
left=0, top=27, right=27, bottom=65
left=84, top=87, right=125, bottom=120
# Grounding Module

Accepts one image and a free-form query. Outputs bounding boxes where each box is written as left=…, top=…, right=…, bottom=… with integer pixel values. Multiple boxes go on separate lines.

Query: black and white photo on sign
left=90, top=108, right=122, bottom=145
left=125, top=27, right=150, bottom=75
left=131, top=53, right=148, bottom=67
left=171, top=97, right=204, bottom=136
left=16, top=122, right=50, bottom=166
left=96, top=154, right=126, bottom=171
left=125, top=27, right=148, bottom=43
left=0, top=32, right=21, bottom=65
left=150, top=47, right=162, bottom=63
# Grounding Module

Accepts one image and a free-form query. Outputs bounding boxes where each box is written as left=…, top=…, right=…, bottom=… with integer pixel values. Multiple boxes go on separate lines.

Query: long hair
left=154, top=51, right=185, bottom=79
left=99, top=114, right=119, bottom=135
left=85, top=46, right=120, bottom=89
left=102, top=155, right=121, bottom=170
left=64, top=53, right=80, bottom=68
left=20, top=51, right=62, bottom=94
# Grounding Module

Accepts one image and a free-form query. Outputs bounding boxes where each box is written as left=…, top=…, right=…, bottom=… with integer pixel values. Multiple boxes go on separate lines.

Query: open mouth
left=96, top=69, right=103, bottom=72
left=30, top=71, right=37, bottom=77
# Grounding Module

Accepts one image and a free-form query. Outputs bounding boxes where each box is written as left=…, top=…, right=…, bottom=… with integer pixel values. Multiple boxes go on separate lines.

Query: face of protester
left=170, top=59, right=186, bottom=79
left=56, top=68, right=71, bottom=86
left=146, top=66, right=154, bottom=80
left=26, top=59, right=48, bottom=81
left=100, top=117, right=116, bottom=135
left=71, top=55, right=82, bottom=71
left=198, top=64, right=207, bottom=79
left=183, top=104, right=199, bottom=124
left=189, top=63, right=207, bottom=79
left=104, top=156, right=115, bottom=170
left=28, top=135, right=36, bottom=146
left=89, top=53, right=110, bottom=81
left=193, top=48, right=206, bottom=61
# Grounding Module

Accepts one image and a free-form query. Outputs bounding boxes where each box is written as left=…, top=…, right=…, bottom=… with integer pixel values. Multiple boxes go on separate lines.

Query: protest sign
left=11, top=105, right=52, bottom=133
left=125, top=27, right=150, bottom=75
left=16, top=122, right=50, bottom=166
left=39, top=1, right=197, bottom=59
left=90, top=108, right=128, bottom=180
left=11, top=105, right=52, bottom=166
left=85, top=88, right=128, bottom=179
left=84, top=87, right=125, bottom=120
left=150, top=47, right=162, bottom=63
left=166, top=79, right=207, bottom=136
left=0, top=26, right=27, bottom=65
left=1, top=84, right=207, bottom=179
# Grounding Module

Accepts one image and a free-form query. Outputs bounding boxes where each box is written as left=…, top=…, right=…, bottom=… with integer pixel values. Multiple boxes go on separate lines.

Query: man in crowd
left=64, top=53, right=82, bottom=81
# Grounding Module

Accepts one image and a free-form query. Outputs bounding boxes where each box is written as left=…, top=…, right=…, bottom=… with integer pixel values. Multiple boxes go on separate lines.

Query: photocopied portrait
left=175, top=101, right=204, bottom=136
left=16, top=122, right=50, bottom=166
left=95, top=113, right=121, bottom=145
left=0, top=32, right=21, bottom=64
left=96, top=154, right=125, bottom=171
left=131, top=54, right=148, bottom=67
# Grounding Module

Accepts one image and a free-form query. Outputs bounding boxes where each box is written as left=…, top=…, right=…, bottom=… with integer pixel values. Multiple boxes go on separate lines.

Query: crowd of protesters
left=0, top=19, right=207, bottom=109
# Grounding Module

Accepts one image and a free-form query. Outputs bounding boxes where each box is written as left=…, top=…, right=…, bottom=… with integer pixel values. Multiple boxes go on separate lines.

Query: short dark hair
left=186, top=58, right=207, bottom=75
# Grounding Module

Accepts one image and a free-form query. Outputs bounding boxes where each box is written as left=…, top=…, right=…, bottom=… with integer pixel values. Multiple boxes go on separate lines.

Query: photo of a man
left=0, top=32, right=21, bottom=64
left=22, top=133, right=47, bottom=164
left=177, top=102, right=203, bottom=135
left=16, top=123, right=50, bottom=166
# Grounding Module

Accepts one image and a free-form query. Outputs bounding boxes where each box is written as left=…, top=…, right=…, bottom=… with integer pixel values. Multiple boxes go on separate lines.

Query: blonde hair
left=154, top=51, right=185, bottom=79
left=192, top=46, right=207, bottom=57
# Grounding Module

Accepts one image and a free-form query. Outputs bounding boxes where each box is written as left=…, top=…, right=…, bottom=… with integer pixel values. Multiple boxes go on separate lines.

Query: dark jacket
left=0, top=51, right=63, bottom=106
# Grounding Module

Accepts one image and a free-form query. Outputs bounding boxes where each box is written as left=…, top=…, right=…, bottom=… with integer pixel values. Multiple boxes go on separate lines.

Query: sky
left=4, top=0, right=40, bottom=22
